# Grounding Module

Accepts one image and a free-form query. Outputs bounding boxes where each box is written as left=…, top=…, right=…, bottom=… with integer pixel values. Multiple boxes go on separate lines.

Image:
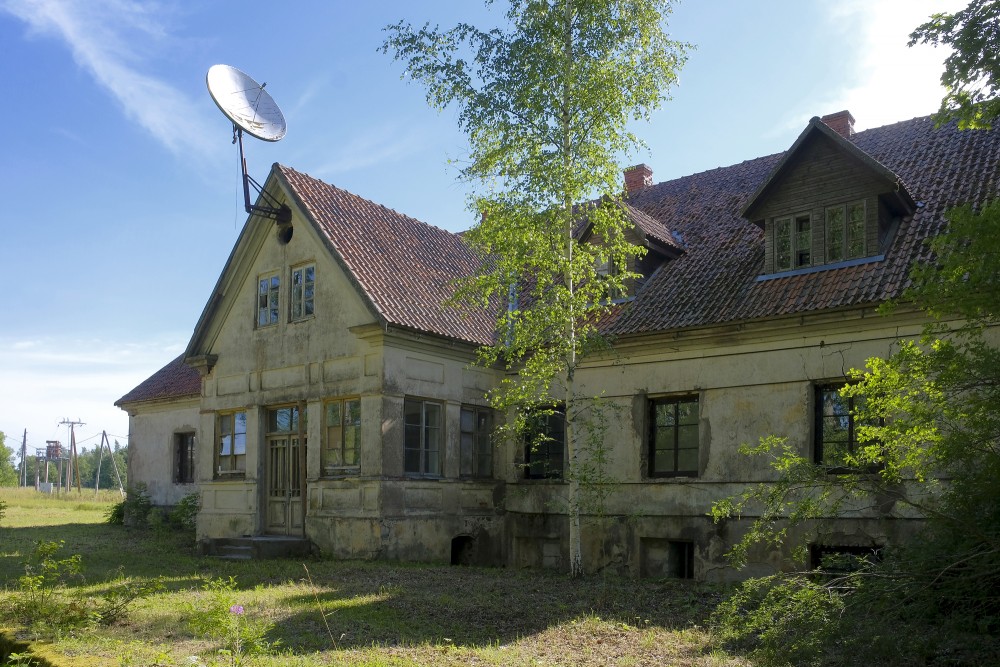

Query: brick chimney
left=821, top=110, right=856, bottom=138
left=624, top=163, right=653, bottom=195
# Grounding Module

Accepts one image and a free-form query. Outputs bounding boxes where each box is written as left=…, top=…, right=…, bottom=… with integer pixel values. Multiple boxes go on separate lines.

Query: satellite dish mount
left=207, top=64, right=291, bottom=224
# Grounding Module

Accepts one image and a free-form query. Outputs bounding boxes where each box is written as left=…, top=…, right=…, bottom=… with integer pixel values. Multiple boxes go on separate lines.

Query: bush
left=169, top=492, right=200, bottom=531
left=105, top=500, right=125, bottom=525
left=186, top=576, right=277, bottom=664
left=712, top=573, right=845, bottom=667
left=123, top=484, right=152, bottom=527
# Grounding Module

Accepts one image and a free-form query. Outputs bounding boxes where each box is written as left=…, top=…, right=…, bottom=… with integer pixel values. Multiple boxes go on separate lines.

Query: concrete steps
left=200, top=536, right=313, bottom=560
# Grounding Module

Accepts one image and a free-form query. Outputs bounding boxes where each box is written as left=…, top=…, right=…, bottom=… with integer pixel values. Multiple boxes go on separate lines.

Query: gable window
left=524, top=408, right=565, bottom=479
left=815, top=384, right=880, bottom=471
left=174, top=432, right=196, bottom=484
left=649, top=396, right=699, bottom=477
left=323, top=398, right=361, bottom=474
left=217, top=411, right=247, bottom=476
left=404, top=398, right=442, bottom=476
left=460, top=406, right=493, bottom=478
left=825, top=201, right=866, bottom=263
left=774, top=213, right=812, bottom=271
left=257, top=272, right=280, bottom=327
left=291, top=264, right=315, bottom=321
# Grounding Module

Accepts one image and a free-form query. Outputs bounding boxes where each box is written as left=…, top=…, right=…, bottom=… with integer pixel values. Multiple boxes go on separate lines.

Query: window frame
left=648, top=395, right=700, bottom=478
left=216, top=410, right=247, bottom=477
left=323, top=397, right=361, bottom=475
left=290, top=263, right=316, bottom=321
left=174, top=431, right=196, bottom=484
left=460, top=405, right=494, bottom=478
left=825, top=200, right=867, bottom=263
left=403, top=398, right=443, bottom=477
left=814, top=383, right=881, bottom=473
left=523, top=407, right=565, bottom=480
left=773, top=212, right=812, bottom=271
left=257, top=272, right=281, bottom=327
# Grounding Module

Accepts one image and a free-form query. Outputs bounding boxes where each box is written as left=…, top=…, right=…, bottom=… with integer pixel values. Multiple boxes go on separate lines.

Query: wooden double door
left=264, top=406, right=306, bottom=535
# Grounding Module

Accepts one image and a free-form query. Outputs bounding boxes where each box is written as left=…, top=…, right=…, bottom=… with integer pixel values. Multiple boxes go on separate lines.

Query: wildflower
left=230, top=604, right=245, bottom=615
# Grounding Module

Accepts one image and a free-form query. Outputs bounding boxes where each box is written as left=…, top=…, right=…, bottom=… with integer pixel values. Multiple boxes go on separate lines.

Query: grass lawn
left=0, top=488, right=748, bottom=667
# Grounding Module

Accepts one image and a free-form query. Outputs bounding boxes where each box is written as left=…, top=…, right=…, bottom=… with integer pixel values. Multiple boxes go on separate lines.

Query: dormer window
left=825, top=201, right=866, bottom=263
left=774, top=213, right=812, bottom=271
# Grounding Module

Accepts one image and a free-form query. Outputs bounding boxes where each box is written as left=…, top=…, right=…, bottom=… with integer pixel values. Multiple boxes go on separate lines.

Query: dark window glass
left=649, top=396, right=699, bottom=477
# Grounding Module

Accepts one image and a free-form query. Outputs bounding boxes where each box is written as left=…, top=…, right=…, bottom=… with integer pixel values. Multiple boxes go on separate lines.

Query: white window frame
left=290, top=264, right=316, bottom=321
left=257, top=272, right=280, bottom=327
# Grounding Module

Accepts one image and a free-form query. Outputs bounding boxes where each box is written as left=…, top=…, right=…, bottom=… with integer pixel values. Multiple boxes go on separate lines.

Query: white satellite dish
left=206, top=64, right=290, bottom=222
left=207, top=64, right=286, bottom=142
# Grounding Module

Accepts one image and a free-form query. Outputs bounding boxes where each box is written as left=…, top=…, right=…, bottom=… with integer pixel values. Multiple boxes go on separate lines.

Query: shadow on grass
left=1, top=524, right=725, bottom=657
left=263, top=561, right=723, bottom=651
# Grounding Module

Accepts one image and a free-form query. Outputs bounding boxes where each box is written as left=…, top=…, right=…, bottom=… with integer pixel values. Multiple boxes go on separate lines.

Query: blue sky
left=0, top=0, right=964, bottom=457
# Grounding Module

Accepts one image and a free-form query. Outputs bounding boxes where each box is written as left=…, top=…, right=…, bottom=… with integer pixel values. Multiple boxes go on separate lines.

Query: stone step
left=201, top=536, right=313, bottom=560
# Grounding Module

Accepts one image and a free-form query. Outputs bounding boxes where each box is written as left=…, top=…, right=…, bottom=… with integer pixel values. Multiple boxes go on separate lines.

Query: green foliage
left=186, top=577, right=277, bottom=665
left=383, top=0, right=689, bottom=575
left=93, top=570, right=166, bottom=626
left=711, top=573, right=845, bottom=667
left=73, top=441, right=128, bottom=491
left=712, top=200, right=1000, bottom=663
left=0, top=499, right=7, bottom=524
left=11, top=540, right=88, bottom=630
left=169, top=492, right=200, bottom=531
left=105, top=499, right=126, bottom=525
left=123, top=483, right=152, bottom=527
left=0, top=431, right=18, bottom=487
left=909, top=0, right=1000, bottom=129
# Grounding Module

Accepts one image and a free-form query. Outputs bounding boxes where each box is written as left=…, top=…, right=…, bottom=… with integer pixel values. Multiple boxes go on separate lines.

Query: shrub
left=712, top=573, right=845, bottom=667
left=186, top=576, right=277, bottom=664
left=169, top=492, right=200, bottom=531
left=123, top=483, right=152, bottom=527
left=11, top=540, right=88, bottom=630
left=0, top=498, right=7, bottom=524
left=105, top=500, right=125, bottom=525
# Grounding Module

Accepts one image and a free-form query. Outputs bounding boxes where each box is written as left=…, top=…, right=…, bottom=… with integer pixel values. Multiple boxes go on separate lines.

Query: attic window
left=774, top=213, right=812, bottom=271
left=825, top=201, right=866, bottom=263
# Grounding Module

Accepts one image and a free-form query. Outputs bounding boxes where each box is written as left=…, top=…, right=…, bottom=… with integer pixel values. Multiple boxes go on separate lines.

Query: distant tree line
left=0, top=430, right=127, bottom=490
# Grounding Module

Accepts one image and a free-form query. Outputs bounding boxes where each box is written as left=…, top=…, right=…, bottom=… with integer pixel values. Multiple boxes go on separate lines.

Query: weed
left=169, top=493, right=200, bottom=531
left=12, top=540, right=88, bottom=630
left=94, top=569, right=166, bottom=625
left=186, top=576, right=278, bottom=665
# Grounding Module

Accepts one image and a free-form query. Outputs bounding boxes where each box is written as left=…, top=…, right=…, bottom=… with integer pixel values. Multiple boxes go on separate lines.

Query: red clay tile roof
left=609, top=116, right=1000, bottom=336
left=277, top=165, right=497, bottom=346
left=120, top=115, right=1000, bottom=404
left=115, top=354, right=201, bottom=406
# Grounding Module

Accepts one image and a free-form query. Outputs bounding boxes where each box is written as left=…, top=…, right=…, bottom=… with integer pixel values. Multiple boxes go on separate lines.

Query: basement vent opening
left=451, top=535, right=474, bottom=566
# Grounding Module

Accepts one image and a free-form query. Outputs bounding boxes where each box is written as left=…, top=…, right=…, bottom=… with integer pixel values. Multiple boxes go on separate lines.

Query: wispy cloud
left=820, top=0, right=967, bottom=131
left=764, top=0, right=966, bottom=139
left=0, top=0, right=216, bottom=158
left=0, top=335, right=187, bottom=448
left=312, top=123, right=426, bottom=176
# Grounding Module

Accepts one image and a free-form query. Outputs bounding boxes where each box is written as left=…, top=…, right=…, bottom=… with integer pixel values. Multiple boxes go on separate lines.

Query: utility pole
left=20, top=429, right=27, bottom=487
left=60, top=418, right=85, bottom=494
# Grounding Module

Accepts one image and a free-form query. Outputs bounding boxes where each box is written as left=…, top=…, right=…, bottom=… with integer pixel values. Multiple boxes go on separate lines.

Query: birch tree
left=383, top=0, right=688, bottom=576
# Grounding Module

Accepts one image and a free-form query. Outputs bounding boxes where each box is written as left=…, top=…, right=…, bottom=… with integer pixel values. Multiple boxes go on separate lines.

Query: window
left=257, top=272, right=280, bottom=327
left=217, top=411, right=247, bottom=475
left=810, top=544, right=882, bottom=573
left=815, top=384, right=880, bottom=471
left=291, top=264, right=315, bottom=320
left=667, top=540, right=695, bottom=579
left=323, top=398, right=361, bottom=473
left=649, top=396, right=699, bottom=477
left=174, top=432, right=195, bottom=484
left=404, top=399, right=442, bottom=476
left=774, top=213, right=812, bottom=271
left=825, top=201, right=866, bottom=263
left=460, top=406, right=493, bottom=477
left=524, top=408, right=565, bottom=479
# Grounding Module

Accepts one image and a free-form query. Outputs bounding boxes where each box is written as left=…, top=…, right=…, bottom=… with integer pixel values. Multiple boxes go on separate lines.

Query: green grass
left=0, top=487, right=748, bottom=667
